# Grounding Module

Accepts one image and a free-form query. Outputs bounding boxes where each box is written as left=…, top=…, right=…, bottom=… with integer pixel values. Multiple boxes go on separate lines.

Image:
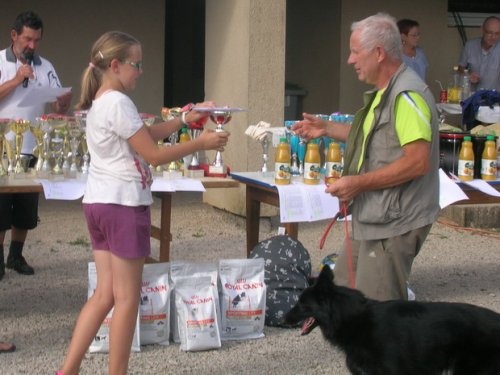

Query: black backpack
left=250, top=235, right=311, bottom=327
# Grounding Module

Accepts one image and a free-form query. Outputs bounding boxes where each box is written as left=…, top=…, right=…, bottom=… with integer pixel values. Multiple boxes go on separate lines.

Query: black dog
left=285, top=266, right=500, bottom=375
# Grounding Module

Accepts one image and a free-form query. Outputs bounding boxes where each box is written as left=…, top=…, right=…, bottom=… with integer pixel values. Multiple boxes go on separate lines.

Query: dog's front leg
left=345, top=356, right=372, bottom=375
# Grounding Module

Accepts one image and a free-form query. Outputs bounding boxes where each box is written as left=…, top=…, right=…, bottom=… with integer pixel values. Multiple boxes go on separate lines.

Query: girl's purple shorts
left=83, top=203, right=151, bottom=259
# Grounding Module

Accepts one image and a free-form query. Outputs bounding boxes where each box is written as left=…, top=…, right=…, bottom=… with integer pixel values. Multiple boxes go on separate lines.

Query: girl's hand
left=198, top=128, right=229, bottom=151
left=185, top=101, right=216, bottom=124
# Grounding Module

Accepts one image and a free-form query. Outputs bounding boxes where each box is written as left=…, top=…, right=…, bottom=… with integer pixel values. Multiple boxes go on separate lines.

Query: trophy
left=188, top=106, right=245, bottom=177
left=160, top=108, right=181, bottom=172
left=62, top=125, right=71, bottom=172
left=140, top=112, right=163, bottom=173
left=4, top=136, right=15, bottom=174
left=0, top=118, right=11, bottom=176
left=12, top=119, right=31, bottom=174
left=74, top=110, right=89, bottom=174
left=260, top=134, right=270, bottom=173
left=187, top=114, right=207, bottom=171
left=68, top=117, right=83, bottom=173
left=140, top=112, right=156, bottom=127
left=39, top=116, right=53, bottom=172
left=297, top=138, right=307, bottom=176
left=30, top=118, right=45, bottom=171
left=290, top=133, right=300, bottom=176
left=46, top=115, right=68, bottom=175
left=209, top=109, right=232, bottom=176
left=322, top=136, right=332, bottom=171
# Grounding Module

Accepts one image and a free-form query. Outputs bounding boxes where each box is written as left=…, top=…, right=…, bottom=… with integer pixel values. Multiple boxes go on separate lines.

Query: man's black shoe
left=6, top=256, right=35, bottom=275
left=0, top=265, right=4, bottom=280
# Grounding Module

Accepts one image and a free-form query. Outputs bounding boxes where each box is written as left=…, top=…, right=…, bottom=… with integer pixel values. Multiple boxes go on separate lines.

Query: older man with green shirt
left=293, top=13, right=440, bottom=301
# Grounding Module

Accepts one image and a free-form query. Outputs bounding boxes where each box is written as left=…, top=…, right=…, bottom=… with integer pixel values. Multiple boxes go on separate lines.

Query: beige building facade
left=0, top=1, right=491, bottom=215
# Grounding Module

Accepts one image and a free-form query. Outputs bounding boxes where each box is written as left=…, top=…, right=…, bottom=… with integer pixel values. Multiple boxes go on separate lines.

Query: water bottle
left=461, top=69, right=471, bottom=102
left=447, top=66, right=462, bottom=104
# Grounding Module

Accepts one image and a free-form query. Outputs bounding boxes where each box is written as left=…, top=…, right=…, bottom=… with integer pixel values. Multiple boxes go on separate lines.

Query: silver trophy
left=40, top=117, right=53, bottom=172
left=141, top=112, right=164, bottom=173
left=47, top=116, right=68, bottom=175
left=30, top=118, right=45, bottom=171
left=208, top=109, right=232, bottom=176
left=62, top=126, right=71, bottom=172
left=4, top=136, right=16, bottom=174
left=160, top=107, right=180, bottom=172
left=188, top=128, right=202, bottom=170
left=68, top=117, right=83, bottom=173
left=74, top=110, right=89, bottom=174
left=0, top=119, right=12, bottom=176
left=260, top=134, right=270, bottom=173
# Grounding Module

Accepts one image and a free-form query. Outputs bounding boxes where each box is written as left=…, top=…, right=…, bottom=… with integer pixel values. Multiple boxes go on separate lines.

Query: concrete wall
left=0, top=1, right=165, bottom=115
left=285, top=0, right=341, bottom=116
left=203, top=0, right=286, bottom=215
left=1, top=1, right=491, bottom=218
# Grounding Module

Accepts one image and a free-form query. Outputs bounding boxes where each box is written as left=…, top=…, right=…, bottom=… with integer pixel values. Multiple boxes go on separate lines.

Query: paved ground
left=1, top=192, right=499, bottom=374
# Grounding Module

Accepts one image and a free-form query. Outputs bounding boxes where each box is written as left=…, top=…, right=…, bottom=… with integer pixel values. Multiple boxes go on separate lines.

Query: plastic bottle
left=179, top=127, right=190, bottom=143
left=303, top=142, right=321, bottom=185
left=457, top=136, right=474, bottom=181
left=325, top=141, right=342, bottom=185
left=461, top=69, right=471, bottom=102
left=481, top=135, right=497, bottom=181
left=275, top=137, right=291, bottom=185
left=447, top=66, right=462, bottom=104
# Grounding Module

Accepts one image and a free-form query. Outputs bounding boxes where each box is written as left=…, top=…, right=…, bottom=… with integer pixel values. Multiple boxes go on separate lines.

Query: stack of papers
left=36, top=177, right=206, bottom=200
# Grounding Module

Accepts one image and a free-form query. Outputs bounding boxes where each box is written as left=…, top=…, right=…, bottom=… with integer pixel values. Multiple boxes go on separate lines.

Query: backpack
left=250, top=235, right=311, bottom=327
left=461, top=89, right=500, bottom=130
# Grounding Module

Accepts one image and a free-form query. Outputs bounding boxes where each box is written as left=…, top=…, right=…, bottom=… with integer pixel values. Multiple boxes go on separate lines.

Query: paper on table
left=170, top=178, right=205, bottom=192
left=438, top=169, right=469, bottom=208
left=151, top=178, right=175, bottom=192
left=151, top=177, right=205, bottom=192
left=276, top=183, right=339, bottom=223
left=36, top=178, right=86, bottom=200
left=461, top=178, right=500, bottom=197
left=18, top=86, right=71, bottom=107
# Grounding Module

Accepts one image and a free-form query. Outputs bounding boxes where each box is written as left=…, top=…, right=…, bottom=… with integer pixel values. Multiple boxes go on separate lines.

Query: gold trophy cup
left=0, top=118, right=12, bottom=176
left=12, top=119, right=31, bottom=174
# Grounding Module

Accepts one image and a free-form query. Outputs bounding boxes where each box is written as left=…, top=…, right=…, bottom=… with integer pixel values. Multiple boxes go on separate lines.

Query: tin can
left=439, top=90, right=448, bottom=103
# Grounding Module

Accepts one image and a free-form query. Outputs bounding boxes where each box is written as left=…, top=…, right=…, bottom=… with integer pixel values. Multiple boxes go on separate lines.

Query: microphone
left=22, top=52, right=34, bottom=88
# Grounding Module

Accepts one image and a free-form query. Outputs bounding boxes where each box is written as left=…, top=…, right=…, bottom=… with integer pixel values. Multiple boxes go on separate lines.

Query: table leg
left=246, top=185, right=261, bottom=257
left=285, top=223, right=299, bottom=239
left=158, top=192, right=172, bottom=262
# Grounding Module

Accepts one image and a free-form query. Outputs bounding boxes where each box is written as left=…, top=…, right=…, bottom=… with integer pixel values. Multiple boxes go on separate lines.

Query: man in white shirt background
left=0, top=11, right=71, bottom=279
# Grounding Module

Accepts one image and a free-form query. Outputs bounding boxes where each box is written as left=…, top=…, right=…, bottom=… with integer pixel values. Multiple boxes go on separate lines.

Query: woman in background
left=398, top=19, right=429, bottom=81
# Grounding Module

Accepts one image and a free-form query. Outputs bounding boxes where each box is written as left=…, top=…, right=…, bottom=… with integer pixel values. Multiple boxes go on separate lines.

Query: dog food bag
left=87, top=262, right=141, bottom=353
left=140, top=262, right=171, bottom=346
left=170, top=261, right=221, bottom=343
left=174, top=276, right=221, bottom=352
left=219, top=258, right=266, bottom=341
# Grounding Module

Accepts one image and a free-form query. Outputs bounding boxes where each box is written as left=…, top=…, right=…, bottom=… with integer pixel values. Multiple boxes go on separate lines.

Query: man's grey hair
left=351, top=12, right=402, bottom=60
